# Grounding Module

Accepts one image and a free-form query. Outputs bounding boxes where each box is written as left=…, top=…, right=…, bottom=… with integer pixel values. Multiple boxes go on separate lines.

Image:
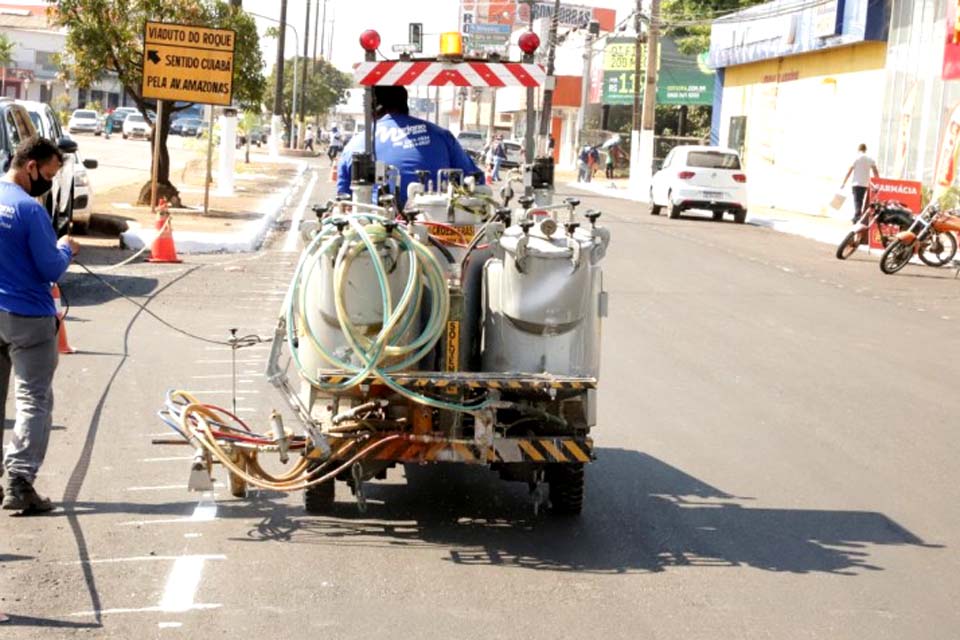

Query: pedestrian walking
left=577, top=145, right=591, bottom=182
left=104, top=113, right=113, bottom=140
left=0, top=135, right=78, bottom=514
left=841, top=143, right=879, bottom=221
left=587, top=146, right=600, bottom=183
left=304, top=124, right=316, bottom=154
left=491, top=135, right=507, bottom=182
left=604, top=148, right=614, bottom=179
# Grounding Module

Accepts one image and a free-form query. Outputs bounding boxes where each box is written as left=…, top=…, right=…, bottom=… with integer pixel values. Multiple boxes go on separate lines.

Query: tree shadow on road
left=223, top=448, right=937, bottom=576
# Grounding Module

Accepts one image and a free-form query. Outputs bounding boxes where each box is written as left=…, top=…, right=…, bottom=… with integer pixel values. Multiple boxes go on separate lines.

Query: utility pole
left=319, top=0, right=328, bottom=59
left=313, top=0, right=321, bottom=60
left=576, top=21, right=599, bottom=155
left=299, top=0, right=310, bottom=149
left=537, top=0, right=561, bottom=154
left=630, top=0, right=660, bottom=194
left=488, top=89, right=497, bottom=139
left=270, top=0, right=288, bottom=158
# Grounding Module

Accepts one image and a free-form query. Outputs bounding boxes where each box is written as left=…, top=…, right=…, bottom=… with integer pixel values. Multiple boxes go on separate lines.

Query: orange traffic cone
left=51, top=284, right=75, bottom=354
left=329, top=164, right=338, bottom=183
left=148, top=198, right=182, bottom=263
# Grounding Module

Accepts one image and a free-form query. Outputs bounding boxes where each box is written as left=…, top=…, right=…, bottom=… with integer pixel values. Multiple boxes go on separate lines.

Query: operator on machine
left=336, top=85, right=483, bottom=209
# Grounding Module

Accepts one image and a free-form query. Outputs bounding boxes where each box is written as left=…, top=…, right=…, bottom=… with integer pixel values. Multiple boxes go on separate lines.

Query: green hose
left=286, top=212, right=493, bottom=412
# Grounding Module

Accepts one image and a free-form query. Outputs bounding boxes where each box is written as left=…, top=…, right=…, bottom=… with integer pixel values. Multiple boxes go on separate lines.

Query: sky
left=245, top=0, right=638, bottom=73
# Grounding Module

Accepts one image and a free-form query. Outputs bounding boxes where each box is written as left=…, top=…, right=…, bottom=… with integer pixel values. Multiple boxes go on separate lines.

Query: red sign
left=868, top=178, right=922, bottom=249
left=947, top=0, right=960, bottom=80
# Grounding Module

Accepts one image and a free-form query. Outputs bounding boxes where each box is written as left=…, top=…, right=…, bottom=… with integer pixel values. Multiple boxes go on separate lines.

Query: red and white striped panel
left=353, top=61, right=545, bottom=88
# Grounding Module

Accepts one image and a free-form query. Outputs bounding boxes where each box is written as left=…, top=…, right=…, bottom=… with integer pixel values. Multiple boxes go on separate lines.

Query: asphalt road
left=3, top=163, right=960, bottom=639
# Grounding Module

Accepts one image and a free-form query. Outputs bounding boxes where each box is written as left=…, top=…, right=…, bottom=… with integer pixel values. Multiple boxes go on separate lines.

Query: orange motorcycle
left=879, top=203, right=960, bottom=274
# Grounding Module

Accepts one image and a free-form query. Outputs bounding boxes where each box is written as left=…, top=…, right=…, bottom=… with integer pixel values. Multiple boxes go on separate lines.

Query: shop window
left=729, top=116, right=747, bottom=159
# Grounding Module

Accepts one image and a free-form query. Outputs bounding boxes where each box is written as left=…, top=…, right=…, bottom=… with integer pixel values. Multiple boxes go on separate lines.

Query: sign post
left=141, top=21, right=236, bottom=212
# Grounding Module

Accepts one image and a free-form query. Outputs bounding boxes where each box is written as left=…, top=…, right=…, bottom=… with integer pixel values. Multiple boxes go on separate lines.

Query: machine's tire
left=547, top=463, right=584, bottom=516
left=304, top=480, right=336, bottom=514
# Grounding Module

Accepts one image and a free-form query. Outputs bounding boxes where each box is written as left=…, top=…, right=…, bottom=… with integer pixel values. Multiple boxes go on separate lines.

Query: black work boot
left=2, top=477, right=54, bottom=514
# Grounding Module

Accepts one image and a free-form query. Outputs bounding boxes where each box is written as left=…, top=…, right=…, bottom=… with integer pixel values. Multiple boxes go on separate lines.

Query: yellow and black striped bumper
left=322, top=436, right=593, bottom=465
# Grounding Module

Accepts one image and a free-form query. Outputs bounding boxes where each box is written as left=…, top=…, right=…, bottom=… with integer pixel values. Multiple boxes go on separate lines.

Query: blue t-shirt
left=0, top=181, right=72, bottom=317
left=337, top=113, right=483, bottom=209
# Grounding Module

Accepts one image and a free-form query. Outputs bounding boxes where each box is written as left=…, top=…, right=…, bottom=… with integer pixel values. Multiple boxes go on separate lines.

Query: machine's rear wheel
left=547, top=463, right=584, bottom=516
left=304, top=480, right=336, bottom=514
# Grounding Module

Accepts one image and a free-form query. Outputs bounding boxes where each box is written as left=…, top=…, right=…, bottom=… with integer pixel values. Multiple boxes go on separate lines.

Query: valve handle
left=565, top=222, right=580, bottom=235
left=334, top=220, right=349, bottom=234
left=520, top=220, right=535, bottom=235
left=383, top=220, right=398, bottom=235
left=585, top=210, right=602, bottom=226
left=518, top=195, right=535, bottom=208
left=565, top=197, right=581, bottom=208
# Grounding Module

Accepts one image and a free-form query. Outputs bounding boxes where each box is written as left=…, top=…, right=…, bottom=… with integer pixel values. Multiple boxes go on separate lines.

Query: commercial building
left=708, top=0, right=891, bottom=215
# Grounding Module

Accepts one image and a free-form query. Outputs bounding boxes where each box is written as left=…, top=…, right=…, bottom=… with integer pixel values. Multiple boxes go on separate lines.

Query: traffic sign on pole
left=142, top=21, right=237, bottom=106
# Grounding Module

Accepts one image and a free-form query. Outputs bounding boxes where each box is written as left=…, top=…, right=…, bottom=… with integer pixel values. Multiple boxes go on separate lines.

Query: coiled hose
left=287, top=211, right=492, bottom=412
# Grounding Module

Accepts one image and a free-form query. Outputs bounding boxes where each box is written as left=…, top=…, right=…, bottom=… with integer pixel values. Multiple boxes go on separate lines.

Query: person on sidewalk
left=490, top=135, right=507, bottom=182
left=577, top=145, right=591, bottom=182
left=0, top=135, right=78, bottom=514
left=604, top=148, right=615, bottom=179
left=304, top=124, right=316, bottom=154
left=841, top=143, right=879, bottom=221
left=336, top=85, right=482, bottom=209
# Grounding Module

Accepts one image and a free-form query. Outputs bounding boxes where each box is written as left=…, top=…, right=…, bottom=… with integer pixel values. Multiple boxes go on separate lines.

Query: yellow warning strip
left=452, top=443, right=475, bottom=462
left=517, top=440, right=546, bottom=462
left=539, top=440, right=568, bottom=463
left=562, top=440, right=591, bottom=463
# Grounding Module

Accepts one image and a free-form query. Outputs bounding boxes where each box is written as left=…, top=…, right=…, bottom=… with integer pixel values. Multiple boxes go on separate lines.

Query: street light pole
left=576, top=24, right=597, bottom=155
left=629, top=0, right=660, bottom=195
left=299, top=0, right=311, bottom=149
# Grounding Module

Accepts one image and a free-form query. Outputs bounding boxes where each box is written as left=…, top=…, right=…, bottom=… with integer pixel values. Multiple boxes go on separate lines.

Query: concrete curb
left=119, top=161, right=308, bottom=254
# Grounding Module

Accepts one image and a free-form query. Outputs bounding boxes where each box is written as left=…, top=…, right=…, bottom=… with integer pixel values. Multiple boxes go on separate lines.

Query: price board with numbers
left=602, top=38, right=643, bottom=106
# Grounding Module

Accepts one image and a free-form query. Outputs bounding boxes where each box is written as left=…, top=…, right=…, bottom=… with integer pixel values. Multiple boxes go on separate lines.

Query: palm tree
left=0, top=33, right=14, bottom=97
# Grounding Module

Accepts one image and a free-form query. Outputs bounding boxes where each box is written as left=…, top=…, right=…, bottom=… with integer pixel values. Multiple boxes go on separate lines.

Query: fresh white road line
left=159, top=556, right=207, bottom=613
left=283, top=171, right=319, bottom=252
left=141, top=456, right=195, bottom=463
left=70, top=604, right=222, bottom=617
left=63, top=554, right=226, bottom=565
left=118, top=492, right=218, bottom=527
left=196, top=359, right=263, bottom=364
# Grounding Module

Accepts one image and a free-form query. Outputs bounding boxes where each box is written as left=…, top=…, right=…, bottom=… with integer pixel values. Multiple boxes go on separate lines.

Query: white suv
left=650, top=146, right=748, bottom=223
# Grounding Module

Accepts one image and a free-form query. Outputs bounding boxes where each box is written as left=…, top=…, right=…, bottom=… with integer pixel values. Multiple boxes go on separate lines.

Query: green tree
left=51, top=0, right=266, bottom=206
left=662, top=0, right=766, bottom=55
left=265, top=56, right=351, bottom=133
left=0, top=33, right=14, bottom=96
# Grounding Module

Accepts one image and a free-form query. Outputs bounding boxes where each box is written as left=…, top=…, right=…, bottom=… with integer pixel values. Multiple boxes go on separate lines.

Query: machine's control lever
left=565, top=197, right=581, bottom=208
left=518, top=195, right=535, bottom=209
left=495, top=207, right=512, bottom=227
left=401, top=208, right=421, bottom=225
left=311, top=204, right=330, bottom=218
left=334, top=220, right=349, bottom=234
left=565, top=222, right=580, bottom=235
left=585, top=211, right=602, bottom=227
left=520, top=221, right=535, bottom=235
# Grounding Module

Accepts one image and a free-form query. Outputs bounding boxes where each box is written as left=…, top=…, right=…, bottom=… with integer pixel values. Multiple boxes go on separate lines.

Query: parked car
left=171, top=117, right=203, bottom=136
left=649, top=145, right=748, bottom=223
left=501, top=140, right=523, bottom=169
left=457, top=130, right=485, bottom=162
left=67, top=109, right=102, bottom=135
left=21, top=100, right=98, bottom=234
left=107, top=107, right=139, bottom=132
left=122, top=113, right=152, bottom=140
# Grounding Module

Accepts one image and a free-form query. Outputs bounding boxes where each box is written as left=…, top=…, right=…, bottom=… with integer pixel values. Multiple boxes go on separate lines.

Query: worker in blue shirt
left=337, top=85, right=483, bottom=209
left=0, top=135, right=78, bottom=514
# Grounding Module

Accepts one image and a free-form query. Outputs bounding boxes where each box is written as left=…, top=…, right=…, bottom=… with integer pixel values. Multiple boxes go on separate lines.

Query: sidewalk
left=566, top=178, right=853, bottom=247
left=88, top=153, right=307, bottom=254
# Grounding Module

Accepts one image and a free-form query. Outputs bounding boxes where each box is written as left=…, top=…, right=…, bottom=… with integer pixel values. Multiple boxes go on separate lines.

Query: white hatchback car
left=122, top=112, right=152, bottom=139
left=67, top=108, right=102, bottom=135
left=650, top=146, right=748, bottom=223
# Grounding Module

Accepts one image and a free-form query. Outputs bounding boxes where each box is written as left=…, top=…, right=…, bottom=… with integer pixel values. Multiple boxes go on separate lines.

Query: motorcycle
left=836, top=191, right=915, bottom=260
left=879, top=203, right=960, bottom=274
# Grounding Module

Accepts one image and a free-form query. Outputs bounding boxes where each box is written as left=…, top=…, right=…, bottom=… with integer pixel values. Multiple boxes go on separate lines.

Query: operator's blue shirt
left=336, top=113, right=483, bottom=209
left=0, top=181, right=72, bottom=317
